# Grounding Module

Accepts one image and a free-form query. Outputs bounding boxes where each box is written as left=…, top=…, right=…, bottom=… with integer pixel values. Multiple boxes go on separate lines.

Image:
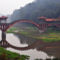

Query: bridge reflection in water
left=5, top=31, right=54, bottom=60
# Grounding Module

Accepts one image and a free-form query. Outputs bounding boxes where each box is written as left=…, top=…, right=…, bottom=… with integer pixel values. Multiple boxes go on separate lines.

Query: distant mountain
left=10, top=0, right=60, bottom=24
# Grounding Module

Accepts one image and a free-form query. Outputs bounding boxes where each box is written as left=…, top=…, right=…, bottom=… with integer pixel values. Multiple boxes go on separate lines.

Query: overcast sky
left=0, top=0, right=34, bottom=15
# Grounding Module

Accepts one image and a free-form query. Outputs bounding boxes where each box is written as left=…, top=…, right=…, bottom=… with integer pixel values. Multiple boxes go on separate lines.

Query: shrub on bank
left=0, top=47, right=30, bottom=60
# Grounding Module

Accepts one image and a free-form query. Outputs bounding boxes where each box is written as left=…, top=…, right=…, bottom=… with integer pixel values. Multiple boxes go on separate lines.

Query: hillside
left=10, top=0, right=60, bottom=23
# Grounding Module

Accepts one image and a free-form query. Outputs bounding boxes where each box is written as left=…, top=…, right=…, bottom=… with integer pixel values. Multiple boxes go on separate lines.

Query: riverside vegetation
left=0, top=47, right=29, bottom=60
left=7, top=27, right=60, bottom=42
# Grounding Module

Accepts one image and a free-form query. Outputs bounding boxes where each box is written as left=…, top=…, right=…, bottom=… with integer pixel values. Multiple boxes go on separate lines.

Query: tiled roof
left=0, top=16, right=8, bottom=20
left=38, top=16, right=60, bottom=21
left=45, top=19, right=56, bottom=21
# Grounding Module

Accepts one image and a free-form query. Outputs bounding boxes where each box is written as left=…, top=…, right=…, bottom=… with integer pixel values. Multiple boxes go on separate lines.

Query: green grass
left=20, top=31, right=30, bottom=35
left=19, top=31, right=60, bottom=42
left=0, top=47, right=30, bottom=60
left=7, top=27, right=17, bottom=33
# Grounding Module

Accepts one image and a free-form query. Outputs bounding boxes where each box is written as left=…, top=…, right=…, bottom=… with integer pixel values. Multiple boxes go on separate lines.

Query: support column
left=1, top=31, right=6, bottom=46
left=2, top=31, right=6, bottom=41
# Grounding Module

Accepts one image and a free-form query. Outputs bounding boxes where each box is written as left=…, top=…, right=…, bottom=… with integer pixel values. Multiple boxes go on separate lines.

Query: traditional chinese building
left=38, top=16, right=60, bottom=30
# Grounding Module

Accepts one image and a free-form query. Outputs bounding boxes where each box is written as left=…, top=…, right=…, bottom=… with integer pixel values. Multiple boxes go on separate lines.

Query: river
left=0, top=31, right=54, bottom=60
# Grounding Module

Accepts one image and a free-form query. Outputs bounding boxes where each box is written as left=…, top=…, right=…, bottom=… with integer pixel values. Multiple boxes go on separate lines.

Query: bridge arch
left=5, top=19, right=41, bottom=50
left=6, top=19, right=40, bottom=31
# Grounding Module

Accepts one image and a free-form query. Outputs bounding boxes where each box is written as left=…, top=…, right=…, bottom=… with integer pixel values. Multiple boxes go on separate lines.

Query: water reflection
left=6, top=33, right=54, bottom=60
left=6, top=33, right=28, bottom=47
left=15, top=33, right=60, bottom=58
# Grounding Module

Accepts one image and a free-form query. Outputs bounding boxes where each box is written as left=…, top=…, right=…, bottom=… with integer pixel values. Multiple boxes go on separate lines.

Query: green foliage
left=0, top=47, right=30, bottom=60
left=18, top=55, right=29, bottom=60
left=7, top=27, right=17, bottom=33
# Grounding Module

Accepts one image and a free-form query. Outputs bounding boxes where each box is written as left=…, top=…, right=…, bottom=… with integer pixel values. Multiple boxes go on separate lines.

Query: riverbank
left=6, top=27, right=60, bottom=42
left=0, top=47, right=29, bottom=60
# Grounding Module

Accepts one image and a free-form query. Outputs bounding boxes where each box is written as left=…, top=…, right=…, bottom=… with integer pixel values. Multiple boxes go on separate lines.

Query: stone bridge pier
left=0, top=23, right=10, bottom=48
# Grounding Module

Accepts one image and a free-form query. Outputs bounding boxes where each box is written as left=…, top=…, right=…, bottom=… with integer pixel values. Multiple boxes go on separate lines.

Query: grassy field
left=7, top=27, right=60, bottom=42
left=19, top=31, right=60, bottom=42
left=0, top=47, right=29, bottom=60
left=39, top=32, right=60, bottom=42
